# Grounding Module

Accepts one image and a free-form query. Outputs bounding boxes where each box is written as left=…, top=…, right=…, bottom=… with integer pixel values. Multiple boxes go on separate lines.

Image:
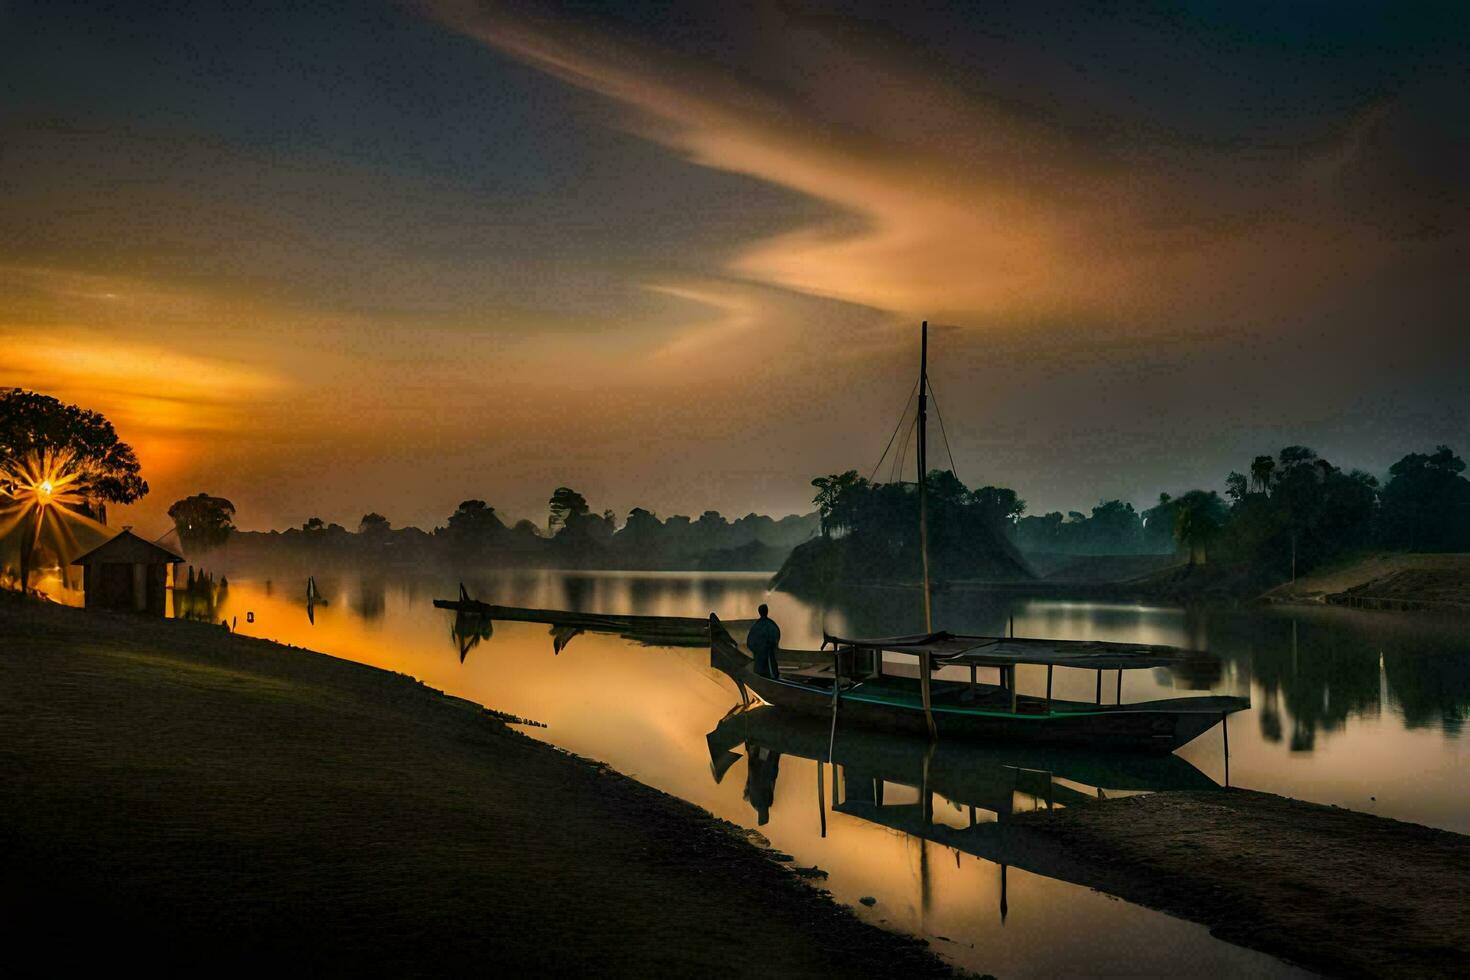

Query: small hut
left=70, top=529, right=184, bottom=615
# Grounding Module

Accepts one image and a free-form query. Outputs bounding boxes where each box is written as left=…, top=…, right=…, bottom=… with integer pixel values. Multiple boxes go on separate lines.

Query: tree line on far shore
left=789, top=443, right=1470, bottom=587
left=167, top=487, right=819, bottom=571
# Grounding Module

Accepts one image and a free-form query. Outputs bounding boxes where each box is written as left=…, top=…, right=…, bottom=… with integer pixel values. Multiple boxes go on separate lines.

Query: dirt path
left=0, top=596, right=962, bottom=977
left=1010, top=789, right=1470, bottom=978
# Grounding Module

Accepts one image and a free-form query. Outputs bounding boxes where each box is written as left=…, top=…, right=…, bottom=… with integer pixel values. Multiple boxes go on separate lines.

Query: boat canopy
left=822, top=630, right=1194, bottom=671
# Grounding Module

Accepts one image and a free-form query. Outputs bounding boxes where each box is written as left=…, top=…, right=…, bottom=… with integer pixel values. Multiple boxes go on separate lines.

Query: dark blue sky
left=3, top=1, right=1467, bottom=530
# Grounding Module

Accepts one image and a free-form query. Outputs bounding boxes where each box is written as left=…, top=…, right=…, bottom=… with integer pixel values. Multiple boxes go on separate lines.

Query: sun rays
left=1, top=449, right=114, bottom=590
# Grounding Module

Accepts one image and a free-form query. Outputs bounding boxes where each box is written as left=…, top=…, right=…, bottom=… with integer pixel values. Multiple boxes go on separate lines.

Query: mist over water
left=126, top=563, right=1466, bottom=975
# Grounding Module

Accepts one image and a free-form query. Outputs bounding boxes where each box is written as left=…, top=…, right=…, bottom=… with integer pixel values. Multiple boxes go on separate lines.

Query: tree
left=547, top=487, right=589, bottom=536
left=1171, top=490, right=1228, bottom=566
left=167, top=493, right=237, bottom=551
left=1225, top=472, right=1248, bottom=503
left=443, top=500, right=506, bottom=554
left=811, top=471, right=866, bottom=537
left=0, top=390, right=148, bottom=515
left=1250, top=455, right=1276, bottom=493
left=358, top=512, right=391, bottom=540
left=1379, top=446, right=1470, bottom=551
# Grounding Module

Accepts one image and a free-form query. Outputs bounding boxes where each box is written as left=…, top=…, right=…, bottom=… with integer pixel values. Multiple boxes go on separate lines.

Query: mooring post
left=1222, top=711, right=1231, bottom=787
left=1116, top=668, right=1123, bottom=704
left=1095, top=669, right=1102, bottom=704
left=919, top=650, right=937, bottom=740
left=1045, top=664, right=1053, bottom=713
left=828, top=650, right=842, bottom=764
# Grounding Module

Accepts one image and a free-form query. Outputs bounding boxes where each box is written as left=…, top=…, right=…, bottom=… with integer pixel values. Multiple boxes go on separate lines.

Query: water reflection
left=184, top=569, right=1467, bottom=976
left=172, top=566, right=228, bottom=623
left=450, top=608, right=493, bottom=663
left=710, top=704, right=1223, bottom=928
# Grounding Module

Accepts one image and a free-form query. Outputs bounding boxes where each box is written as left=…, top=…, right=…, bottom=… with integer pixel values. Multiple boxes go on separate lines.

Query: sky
left=3, top=0, right=1468, bottom=533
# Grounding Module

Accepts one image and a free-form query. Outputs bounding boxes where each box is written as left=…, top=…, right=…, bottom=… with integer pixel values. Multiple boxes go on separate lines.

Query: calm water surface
left=162, top=568, right=1470, bottom=976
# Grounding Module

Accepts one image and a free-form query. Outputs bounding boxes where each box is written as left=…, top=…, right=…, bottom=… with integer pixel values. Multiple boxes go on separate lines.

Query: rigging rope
left=928, top=379, right=961, bottom=479
left=893, top=415, right=916, bottom=485
left=867, top=377, right=919, bottom=484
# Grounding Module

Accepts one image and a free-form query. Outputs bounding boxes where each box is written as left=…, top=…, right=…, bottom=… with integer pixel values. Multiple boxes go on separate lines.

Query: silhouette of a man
left=747, top=603, right=781, bottom=679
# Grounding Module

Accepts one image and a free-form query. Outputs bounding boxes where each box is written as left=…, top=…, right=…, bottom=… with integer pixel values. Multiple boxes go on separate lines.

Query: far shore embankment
left=0, top=594, right=960, bottom=978
left=1263, top=553, right=1470, bottom=613
left=779, top=551, right=1470, bottom=613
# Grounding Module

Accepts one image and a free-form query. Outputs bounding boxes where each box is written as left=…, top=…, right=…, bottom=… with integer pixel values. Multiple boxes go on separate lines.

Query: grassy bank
left=0, top=595, right=959, bottom=977
left=1009, top=789, right=1470, bottom=977
left=1266, top=553, right=1470, bottom=612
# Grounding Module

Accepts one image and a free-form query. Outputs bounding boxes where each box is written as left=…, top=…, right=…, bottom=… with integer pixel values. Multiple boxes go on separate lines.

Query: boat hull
left=739, top=668, right=1244, bottom=754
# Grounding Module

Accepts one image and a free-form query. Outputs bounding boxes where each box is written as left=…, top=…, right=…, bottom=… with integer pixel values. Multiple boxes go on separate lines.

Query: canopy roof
left=70, top=529, right=184, bottom=566
left=822, top=630, right=1197, bottom=670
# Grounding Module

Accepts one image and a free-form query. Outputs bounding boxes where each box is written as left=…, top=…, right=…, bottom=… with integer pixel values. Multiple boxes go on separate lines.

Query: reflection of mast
left=999, top=863, right=1009, bottom=923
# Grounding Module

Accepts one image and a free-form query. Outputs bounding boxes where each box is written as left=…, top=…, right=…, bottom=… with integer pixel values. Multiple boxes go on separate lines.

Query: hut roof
left=70, top=529, right=185, bottom=566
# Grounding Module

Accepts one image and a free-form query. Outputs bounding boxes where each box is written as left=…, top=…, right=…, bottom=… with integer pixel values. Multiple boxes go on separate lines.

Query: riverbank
left=1008, top=788, right=1470, bottom=978
left=0, top=595, right=960, bottom=977
left=1265, top=553, right=1470, bottom=612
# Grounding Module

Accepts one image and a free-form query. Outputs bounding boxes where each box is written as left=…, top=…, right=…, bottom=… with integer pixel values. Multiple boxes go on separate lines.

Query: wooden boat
left=710, top=614, right=1245, bottom=753
left=705, top=321, right=1246, bottom=753
left=431, top=593, right=758, bottom=650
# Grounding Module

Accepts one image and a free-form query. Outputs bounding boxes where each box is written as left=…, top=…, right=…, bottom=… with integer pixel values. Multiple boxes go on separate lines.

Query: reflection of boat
left=451, top=605, right=494, bottom=663
left=709, top=703, right=1220, bottom=923
left=305, top=575, right=328, bottom=625
left=707, top=703, right=1219, bottom=808
left=711, top=615, right=1246, bottom=753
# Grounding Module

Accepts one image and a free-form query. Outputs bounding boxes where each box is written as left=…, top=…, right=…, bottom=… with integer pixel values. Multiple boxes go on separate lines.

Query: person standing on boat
left=747, top=604, right=781, bottom=679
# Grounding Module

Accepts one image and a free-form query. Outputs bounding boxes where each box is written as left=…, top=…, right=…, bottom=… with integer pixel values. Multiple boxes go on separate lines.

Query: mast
left=917, top=321, right=932, bottom=632
left=917, top=321, right=936, bottom=740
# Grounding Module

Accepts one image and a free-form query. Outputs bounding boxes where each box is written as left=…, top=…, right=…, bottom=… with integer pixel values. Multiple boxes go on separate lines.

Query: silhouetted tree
left=0, top=389, right=148, bottom=517
left=167, top=493, right=237, bottom=550
left=1225, top=472, right=1248, bottom=503
left=358, top=512, right=391, bottom=541
left=1379, top=446, right=1470, bottom=551
left=1171, top=490, right=1228, bottom=566
left=547, top=487, right=590, bottom=536
left=1250, top=455, right=1275, bottom=494
left=443, top=499, right=506, bottom=555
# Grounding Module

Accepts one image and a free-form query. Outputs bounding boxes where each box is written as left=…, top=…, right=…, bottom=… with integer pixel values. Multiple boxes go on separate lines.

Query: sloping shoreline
left=1009, top=789, right=1470, bottom=978
left=0, top=595, right=962, bottom=977
left=1265, top=553, right=1470, bottom=613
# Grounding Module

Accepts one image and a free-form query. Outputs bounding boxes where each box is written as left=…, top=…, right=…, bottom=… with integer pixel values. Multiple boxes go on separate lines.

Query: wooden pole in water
left=1116, top=668, right=1123, bottom=704
left=1095, top=669, right=1102, bottom=704
left=1045, top=664, right=1053, bottom=713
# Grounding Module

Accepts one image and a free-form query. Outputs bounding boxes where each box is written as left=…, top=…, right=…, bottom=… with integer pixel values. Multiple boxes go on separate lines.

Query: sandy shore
left=0, top=595, right=961, bottom=977
left=1009, top=789, right=1470, bottom=978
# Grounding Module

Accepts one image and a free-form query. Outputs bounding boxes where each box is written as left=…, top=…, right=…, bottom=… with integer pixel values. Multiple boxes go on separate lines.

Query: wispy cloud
left=430, top=2, right=1410, bottom=329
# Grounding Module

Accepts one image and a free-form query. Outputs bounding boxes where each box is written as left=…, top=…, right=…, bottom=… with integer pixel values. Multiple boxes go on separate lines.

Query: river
left=159, top=567, right=1470, bottom=976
